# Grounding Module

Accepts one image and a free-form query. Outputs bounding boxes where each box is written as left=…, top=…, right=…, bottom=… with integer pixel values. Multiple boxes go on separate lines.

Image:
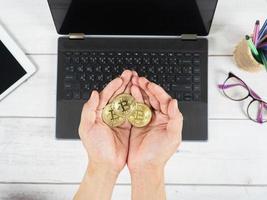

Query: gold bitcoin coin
left=128, top=103, right=152, bottom=127
left=102, top=104, right=126, bottom=127
left=112, top=94, right=136, bottom=117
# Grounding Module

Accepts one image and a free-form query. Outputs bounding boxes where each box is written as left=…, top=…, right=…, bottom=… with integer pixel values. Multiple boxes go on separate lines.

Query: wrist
left=129, top=161, right=165, bottom=175
left=87, top=162, right=119, bottom=181
left=130, top=166, right=166, bottom=200
left=130, top=165, right=164, bottom=180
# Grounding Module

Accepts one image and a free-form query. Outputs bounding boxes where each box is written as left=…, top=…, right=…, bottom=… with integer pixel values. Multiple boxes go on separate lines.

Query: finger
left=131, top=85, right=144, bottom=103
left=79, top=91, right=100, bottom=133
left=138, top=77, right=160, bottom=110
left=98, top=77, right=123, bottom=109
left=132, top=70, right=138, bottom=76
left=137, top=86, right=151, bottom=106
left=166, top=99, right=183, bottom=139
left=132, top=75, right=139, bottom=85
left=148, top=82, right=171, bottom=114
left=110, top=70, right=133, bottom=101
left=123, top=81, right=133, bottom=94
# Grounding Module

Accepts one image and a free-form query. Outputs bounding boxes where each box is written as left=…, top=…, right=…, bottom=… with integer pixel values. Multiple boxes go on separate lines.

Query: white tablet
left=0, top=24, right=36, bottom=101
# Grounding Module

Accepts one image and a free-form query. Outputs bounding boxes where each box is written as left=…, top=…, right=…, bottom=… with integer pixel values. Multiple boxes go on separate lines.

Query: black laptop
left=47, top=0, right=218, bottom=140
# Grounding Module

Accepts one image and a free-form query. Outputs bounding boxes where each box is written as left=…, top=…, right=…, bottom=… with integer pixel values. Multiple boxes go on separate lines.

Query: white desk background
left=0, top=0, right=267, bottom=199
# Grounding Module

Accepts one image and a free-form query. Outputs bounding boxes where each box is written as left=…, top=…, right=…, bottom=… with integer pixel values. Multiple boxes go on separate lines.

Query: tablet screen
left=0, top=40, right=26, bottom=95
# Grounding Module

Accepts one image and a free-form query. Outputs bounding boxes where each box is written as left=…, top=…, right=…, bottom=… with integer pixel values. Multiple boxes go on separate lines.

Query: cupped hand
left=127, top=73, right=183, bottom=172
left=78, top=70, right=133, bottom=173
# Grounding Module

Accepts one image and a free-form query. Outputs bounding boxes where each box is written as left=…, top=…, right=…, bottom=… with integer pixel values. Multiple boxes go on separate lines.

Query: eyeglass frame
left=218, top=72, right=267, bottom=123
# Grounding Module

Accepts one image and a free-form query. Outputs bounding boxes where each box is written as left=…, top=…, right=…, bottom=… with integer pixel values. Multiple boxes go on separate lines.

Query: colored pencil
left=253, top=20, right=260, bottom=45
left=258, top=42, right=267, bottom=48
left=258, top=19, right=267, bottom=40
left=245, top=35, right=259, bottom=57
left=259, top=50, right=267, bottom=70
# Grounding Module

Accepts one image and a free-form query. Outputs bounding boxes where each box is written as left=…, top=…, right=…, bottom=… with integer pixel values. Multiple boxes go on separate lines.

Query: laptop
left=47, top=0, right=218, bottom=140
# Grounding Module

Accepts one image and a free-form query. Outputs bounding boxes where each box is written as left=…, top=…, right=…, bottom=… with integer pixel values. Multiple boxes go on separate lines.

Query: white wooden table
left=0, top=0, right=267, bottom=199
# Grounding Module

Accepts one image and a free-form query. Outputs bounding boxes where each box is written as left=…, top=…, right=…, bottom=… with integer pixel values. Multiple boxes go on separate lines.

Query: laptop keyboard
left=62, top=51, right=201, bottom=102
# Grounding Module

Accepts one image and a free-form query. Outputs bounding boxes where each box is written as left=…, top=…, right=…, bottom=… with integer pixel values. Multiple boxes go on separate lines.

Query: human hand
left=78, top=70, right=133, bottom=174
left=127, top=72, right=183, bottom=173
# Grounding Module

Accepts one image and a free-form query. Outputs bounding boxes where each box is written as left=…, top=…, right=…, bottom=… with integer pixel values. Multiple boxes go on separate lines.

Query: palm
left=129, top=110, right=173, bottom=167
left=79, top=70, right=134, bottom=172
left=128, top=76, right=183, bottom=169
left=83, top=110, right=131, bottom=171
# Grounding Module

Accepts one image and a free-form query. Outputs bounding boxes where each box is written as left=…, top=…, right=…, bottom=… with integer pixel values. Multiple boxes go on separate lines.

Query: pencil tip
left=256, top=20, right=260, bottom=24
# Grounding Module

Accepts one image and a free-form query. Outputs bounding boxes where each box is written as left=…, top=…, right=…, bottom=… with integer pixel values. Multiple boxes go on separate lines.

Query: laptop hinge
left=181, top=34, right=197, bottom=41
left=68, top=33, right=85, bottom=40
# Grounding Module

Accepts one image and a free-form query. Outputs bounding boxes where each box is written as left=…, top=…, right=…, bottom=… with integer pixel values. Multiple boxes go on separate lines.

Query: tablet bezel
left=0, top=24, right=37, bottom=101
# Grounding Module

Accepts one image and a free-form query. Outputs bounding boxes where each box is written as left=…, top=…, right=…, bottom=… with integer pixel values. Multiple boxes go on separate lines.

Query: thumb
left=166, top=99, right=183, bottom=139
left=79, top=91, right=100, bottom=135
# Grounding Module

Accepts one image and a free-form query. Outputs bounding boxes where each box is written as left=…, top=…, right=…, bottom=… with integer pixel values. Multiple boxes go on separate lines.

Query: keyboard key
left=172, top=84, right=192, bottom=91
left=95, top=65, right=102, bottom=73
left=78, top=73, right=86, bottom=81
left=84, top=83, right=91, bottom=90
left=85, top=65, right=93, bottom=73
left=185, top=53, right=192, bottom=57
left=65, top=56, right=71, bottom=64
left=193, top=76, right=201, bottom=83
left=193, top=67, right=201, bottom=74
left=159, top=74, right=167, bottom=83
left=193, top=59, right=200, bottom=66
left=182, top=59, right=192, bottom=65
left=156, top=66, right=164, bottom=73
left=73, top=56, right=80, bottom=64
left=176, top=92, right=183, bottom=101
left=148, top=66, right=155, bottom=73
left=97, top=74, right=104, bottom=81
left=151, top=57, right=160, bottom=65
left=88, top=74, right=95, bottom=82
left=65, top=65, right=75, bottom=72
left=92, top=83, right=100, bottom=90
left=64, top=74, right=75, bottom=81
left=105, top=74, right=113, bottom=82
left=168, top=75, right=176, bottom=83
left=193, top=53, right=200, bottom=57
left=82, top=91, right=90, bottom=100
left=81, top=56, right=88, bottom=64
left=73, top=90, right=81, bottom=100
left=113, top=65, right=122, bottom=73
left=176, top=76, right=192, bottom=83
left=64, top=90, right=72, bottom=99
left=193, top=93, right=201, bottom=101
left=77, top=65, right=84, bottom=72
left=169, top=58, right=177, bottom=65
left=72, top=83, right=81, bottom=90
left=193, top=84, right=201, bottom=91
left=166, top=66, right=174, bottom=73
left=162, top=83, right=171, bottom=91
left=150, top=74, right=157, bottom=82
left=174, top=66, right=182, bottom=74
left=184, top=92, right=192, bottom=101
left=182, top=66, right=192, bottom=74
left=64, top=82, right=72, bottom=89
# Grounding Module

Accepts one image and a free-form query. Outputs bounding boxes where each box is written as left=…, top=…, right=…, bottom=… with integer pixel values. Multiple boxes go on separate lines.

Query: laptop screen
left=48, top=0, right=218, bottom=36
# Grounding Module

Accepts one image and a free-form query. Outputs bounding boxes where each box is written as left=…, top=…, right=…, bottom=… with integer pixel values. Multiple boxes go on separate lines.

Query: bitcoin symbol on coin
left=102, top=93, right=153, bottom=128
left=102, top=104, right=125, bottom=127
left=113, top=94, right=136, bottom=117
left=128, top=103, right=152, bottom=128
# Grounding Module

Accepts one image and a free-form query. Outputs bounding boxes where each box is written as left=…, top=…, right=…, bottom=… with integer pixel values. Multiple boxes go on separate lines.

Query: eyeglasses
left=218, top=72, right=267, bottom=123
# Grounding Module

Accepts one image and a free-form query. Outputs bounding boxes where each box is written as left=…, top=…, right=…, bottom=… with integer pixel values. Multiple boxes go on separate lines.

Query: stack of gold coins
left=102, top=94, right=152, bottom=128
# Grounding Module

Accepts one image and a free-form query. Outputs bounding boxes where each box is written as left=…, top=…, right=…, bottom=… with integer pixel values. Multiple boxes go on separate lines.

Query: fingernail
left=174, top=99, right=179, bottom=109
left=90, top=90, right=96, bottom=99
